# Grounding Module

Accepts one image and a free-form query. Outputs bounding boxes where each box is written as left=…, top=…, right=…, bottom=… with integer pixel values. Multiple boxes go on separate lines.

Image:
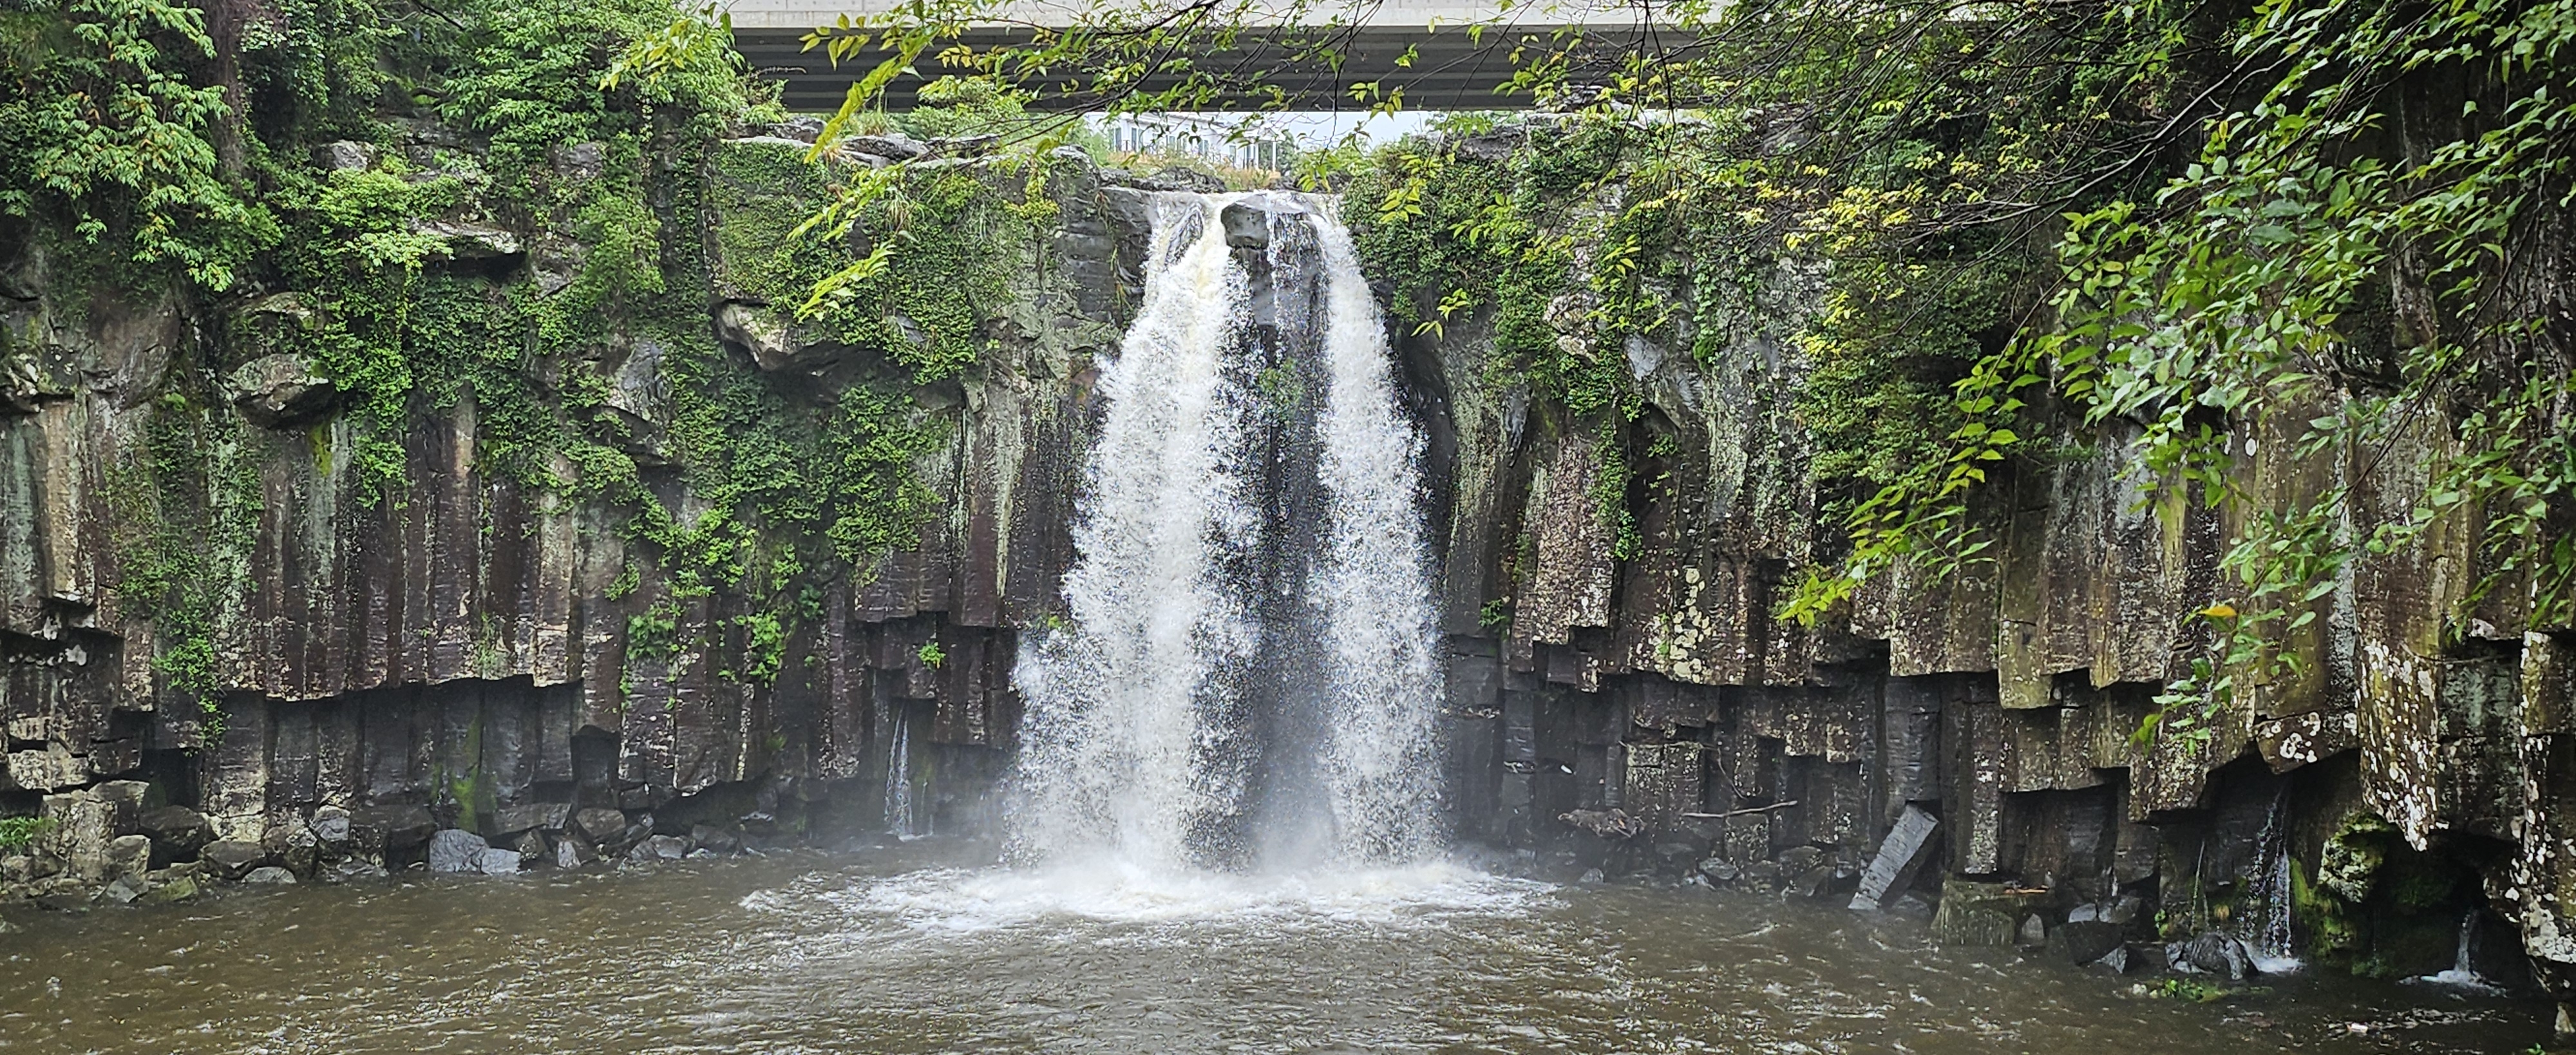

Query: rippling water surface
left=0, top=842, right=2543, bottom=1054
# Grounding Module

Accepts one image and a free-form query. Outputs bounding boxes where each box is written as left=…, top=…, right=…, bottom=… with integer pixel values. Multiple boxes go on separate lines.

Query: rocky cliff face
left=5, top=107, right=2574, bottom=1012
left=1380, top=123, right=2576, bottom=996
left=0, top=126, right=1160, bottom=893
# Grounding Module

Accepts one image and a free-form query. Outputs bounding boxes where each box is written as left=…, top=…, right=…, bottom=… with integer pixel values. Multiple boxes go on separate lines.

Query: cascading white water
left=1307, top=215, right=1444, bottom=862
left=1008, top=194, right=1261, bottom=871
left=1007, top=191, right=1443, bottom=873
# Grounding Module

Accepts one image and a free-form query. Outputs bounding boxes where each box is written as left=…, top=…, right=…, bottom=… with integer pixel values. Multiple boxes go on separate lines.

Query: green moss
left=105, top=392, right=262, bottom=745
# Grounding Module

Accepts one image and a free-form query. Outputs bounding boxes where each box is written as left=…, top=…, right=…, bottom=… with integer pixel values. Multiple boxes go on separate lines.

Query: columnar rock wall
left=0, top=127, right=1159, bottom=895
left=1401, top=168, right=2576, bottom=989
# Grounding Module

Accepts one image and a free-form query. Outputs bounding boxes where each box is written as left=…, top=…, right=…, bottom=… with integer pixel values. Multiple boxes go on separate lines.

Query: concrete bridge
left=728, top=1, right=1662, bottom=111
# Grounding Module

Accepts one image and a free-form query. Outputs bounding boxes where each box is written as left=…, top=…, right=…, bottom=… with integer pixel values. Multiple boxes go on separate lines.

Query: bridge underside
left=737, top=26, right=1653, bottom=111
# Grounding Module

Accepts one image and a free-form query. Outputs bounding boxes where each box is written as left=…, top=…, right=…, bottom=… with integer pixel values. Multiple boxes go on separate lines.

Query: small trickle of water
left=2410, top=911, right=2501, bottom=993
left=2245, top=788, right=2304, bottom=974
left=884, top=707, right=919, bottom=839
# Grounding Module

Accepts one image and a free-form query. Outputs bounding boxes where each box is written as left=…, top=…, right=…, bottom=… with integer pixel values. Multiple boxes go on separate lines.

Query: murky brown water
left=0, top=842, right=2545, bottom=1054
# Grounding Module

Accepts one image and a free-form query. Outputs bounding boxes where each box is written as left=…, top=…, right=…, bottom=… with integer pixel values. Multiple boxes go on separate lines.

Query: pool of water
left=0, top=841, right=2546, bottom=1054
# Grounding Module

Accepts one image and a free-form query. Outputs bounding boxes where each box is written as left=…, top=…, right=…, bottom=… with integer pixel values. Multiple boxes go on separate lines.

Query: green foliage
left=439, top=0, right=767, bottom=175
left=916, top=640, right=947, bottom=670
left=0, top=0, right=281, bottom=290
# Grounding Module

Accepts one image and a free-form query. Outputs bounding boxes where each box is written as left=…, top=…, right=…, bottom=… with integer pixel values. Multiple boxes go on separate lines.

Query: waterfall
left=1006, top=191, right=1443, bottom=873
left=2412, top=910, right=2501, bottom=991
left=884, top=705, right=918, bottom=839
left=2244, top=788, right=2303, bottom=973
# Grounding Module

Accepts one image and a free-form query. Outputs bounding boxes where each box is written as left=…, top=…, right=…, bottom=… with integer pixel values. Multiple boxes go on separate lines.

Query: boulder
left=141, top=873, right=200, bottom=904
left=690, top=824, right=741, bottom=855
left=200, top=840, right=266, bottom=880
left=2173, top=932, right=2251, bottom=980
left=242, top=866, right=298, bottom=885
left=227, top=353, right=339, bottom=428
left=473, top=848, right=521, bottom=875
left=1930, top=879, right=2034, bottom=947
left=553, top=833, right=596, bottom=870
left=355, top=804, right=437, bottom=851
left=102, top=835, right=151, bottom=881
left=1696, top=857, right=1741, bottom=883
left=263, top=817, right=318, bottom=877
left=319, top=140, right=376, bottom=171
left=137, top=805, right=213, bottom=857
left=2051, top=920, right=2128, bottom=965
left=98, top=875, right=144, bottom=904
left=494, top=802, right=569, bottom=837
left=574, top=808, right=630, bottom=845
left=626, top=835, right=690, bottom=863
left=427, top=829, right=489, bottom=874
left=1219, top=195, right=1308, bottom=249
left=310, top=805, right=353, bottom=848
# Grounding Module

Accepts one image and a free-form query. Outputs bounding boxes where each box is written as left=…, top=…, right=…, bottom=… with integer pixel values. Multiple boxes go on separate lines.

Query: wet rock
left=263, top=817, right=318, bottom=877
left=2172, top=933, right=2251, bottom=980
left=2088, top=945, right=2132, bottom=974
left=689, top=824, right=741, bottom=855
left=494, top=802, right=569, bottom=837
left=200, top=840, right=265, bottom=881
left=97, top=875, right=143, bottom=904
left=227, top=353, right=339, bottom=428
left=141, top=873, right=199, bottom=904
left=1848, top=805, right=1940, bottom=911
left=511, top=830, right=547, bottom=862
left=1220, top=197, right=1292, bottom=249
left=310, top=805, right=352, bottom=850
left=427, top=829, right=488, bottom=873
left=1776, top=846, right=1827, bottom=874
left=574, top=808, right=629, bottom=845
left=327, top=860, right=388, bottom=882
left=473, top=848, right=521, bottom=875
left=102, top=835, right=150, bottom=881
left=242, top=866, right=298, bottom=885
left=2017, top=913, right=2048, bottom=949
left=553, top=833, right=596, bottom=870
left=356, top=804, right=437, bottom=853
left=2051, top=920, right=2127, bottom=965
left=35, top=891, right=91, bottom=912
left=627, top=835, right=690, bottom=863
left=1930, top=879, right=2029, bottom=947
left=1696, top=857, right=1741, bottom=883
left=137, top=805, right=212, bottom=857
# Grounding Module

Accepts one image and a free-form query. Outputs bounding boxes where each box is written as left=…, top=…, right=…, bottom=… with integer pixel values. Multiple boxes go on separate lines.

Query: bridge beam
left=728, top=3, right=1659, bottom=111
